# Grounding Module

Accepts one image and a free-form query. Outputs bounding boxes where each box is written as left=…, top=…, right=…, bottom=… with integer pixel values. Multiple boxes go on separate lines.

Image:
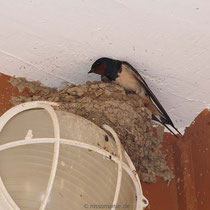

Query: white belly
left=115, top=64, right=145, bottom=97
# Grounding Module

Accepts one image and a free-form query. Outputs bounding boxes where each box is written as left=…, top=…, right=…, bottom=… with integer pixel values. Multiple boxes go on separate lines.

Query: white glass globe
left=0, top=101, right=148, bottom=210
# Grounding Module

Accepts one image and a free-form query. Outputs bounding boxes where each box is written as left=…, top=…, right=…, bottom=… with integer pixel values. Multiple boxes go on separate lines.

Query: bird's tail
left=160, top=115, right=182, bottom=136
left=152, top=114, right=182, bottom=138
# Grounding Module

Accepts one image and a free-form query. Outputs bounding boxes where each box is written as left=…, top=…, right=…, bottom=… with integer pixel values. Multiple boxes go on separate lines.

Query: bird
left=88, top=57, right=182, bottom=138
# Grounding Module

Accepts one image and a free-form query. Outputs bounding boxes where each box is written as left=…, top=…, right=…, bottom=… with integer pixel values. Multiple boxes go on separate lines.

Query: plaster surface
left=0, top=0, right=210, bottom=130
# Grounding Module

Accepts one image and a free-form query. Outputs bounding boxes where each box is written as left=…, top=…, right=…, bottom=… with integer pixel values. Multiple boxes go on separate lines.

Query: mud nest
left=10, top=77, right=174, bottom=182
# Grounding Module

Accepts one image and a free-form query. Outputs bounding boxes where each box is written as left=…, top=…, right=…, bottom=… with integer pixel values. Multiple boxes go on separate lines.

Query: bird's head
left=88, top=57, right=113, bottom=75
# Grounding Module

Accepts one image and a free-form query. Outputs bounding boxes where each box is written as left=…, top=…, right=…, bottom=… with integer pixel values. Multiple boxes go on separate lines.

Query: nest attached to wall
left=10, top=77, right=174, bottom=182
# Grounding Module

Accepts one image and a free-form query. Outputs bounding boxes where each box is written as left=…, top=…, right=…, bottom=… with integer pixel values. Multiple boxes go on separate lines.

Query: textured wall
left=0, top=0, right=210, bottom=130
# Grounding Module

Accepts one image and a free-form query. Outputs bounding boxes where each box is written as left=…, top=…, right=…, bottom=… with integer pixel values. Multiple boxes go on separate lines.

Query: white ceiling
left=0, top=0, right=210, bottom=131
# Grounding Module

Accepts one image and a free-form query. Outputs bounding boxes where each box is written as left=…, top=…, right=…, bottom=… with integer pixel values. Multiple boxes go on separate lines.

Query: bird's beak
left=88, top=69, right=93, bottom=74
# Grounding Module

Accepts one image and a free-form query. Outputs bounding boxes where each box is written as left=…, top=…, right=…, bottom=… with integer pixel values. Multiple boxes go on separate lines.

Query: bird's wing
left=121, top=61, right=175, bottom=126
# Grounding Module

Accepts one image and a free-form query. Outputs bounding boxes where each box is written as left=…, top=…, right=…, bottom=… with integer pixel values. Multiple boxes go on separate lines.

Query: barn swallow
left=88, top=57, right=182, bottom=138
